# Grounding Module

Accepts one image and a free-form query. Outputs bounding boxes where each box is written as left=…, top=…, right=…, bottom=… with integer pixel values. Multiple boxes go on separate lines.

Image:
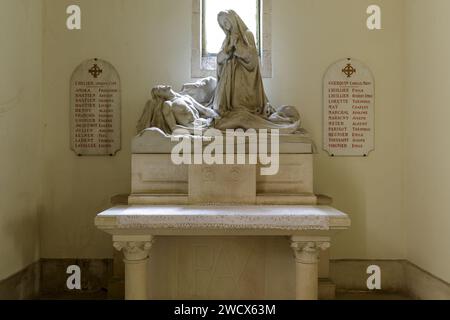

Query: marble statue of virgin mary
left=213, top=10, right=301, bottom=133
left=214, top=10, right=268, bottom=115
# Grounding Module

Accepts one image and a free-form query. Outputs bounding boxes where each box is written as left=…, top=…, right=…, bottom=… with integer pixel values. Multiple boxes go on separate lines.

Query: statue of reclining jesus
left=137, top=10, right=302, bottom=136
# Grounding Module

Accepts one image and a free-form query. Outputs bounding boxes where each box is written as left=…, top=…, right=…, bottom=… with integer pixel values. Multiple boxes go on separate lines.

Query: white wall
left=40, top=0, right=406, bottom=262
left=404, top=0, right=450, bottom=283
left=2, top=0, right=448, bottom=293
left=269, top=0, right=405, bottom=259
left=0, top=0, right=43, bottom=280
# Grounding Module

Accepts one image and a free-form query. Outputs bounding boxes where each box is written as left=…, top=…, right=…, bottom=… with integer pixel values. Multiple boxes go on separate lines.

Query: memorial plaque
left=323, top=58, right=374, bottom=157
left=70, top=58, right=121, bottom=156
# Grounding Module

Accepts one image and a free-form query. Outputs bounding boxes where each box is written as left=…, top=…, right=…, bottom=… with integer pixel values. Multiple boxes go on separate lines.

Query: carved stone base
left=130, top=129, right=317, bottom=206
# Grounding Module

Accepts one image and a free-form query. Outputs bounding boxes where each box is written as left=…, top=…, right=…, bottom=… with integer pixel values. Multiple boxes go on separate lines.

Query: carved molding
left=290, top=240, right=331, bottom=264
left=113, top=238, right=155, bottom=261
left=117, top=213, right=330, bottom=231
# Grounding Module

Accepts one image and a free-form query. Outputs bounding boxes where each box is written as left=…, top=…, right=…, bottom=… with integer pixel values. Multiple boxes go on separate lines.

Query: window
left=192, top=0, right=272, bottom=78
left=202, top=0, right=261, bottom=57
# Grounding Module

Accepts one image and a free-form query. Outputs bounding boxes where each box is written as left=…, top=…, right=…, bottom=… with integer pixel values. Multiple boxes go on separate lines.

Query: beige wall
left=404, top=0, right=450, bottom=283
left=0, top=0, right=43, bottom=280
left=270, top=0, right=405, bottom=259
left=3, top=0, right=449, bottom=291
left=41, top=0, right=406, bottom=261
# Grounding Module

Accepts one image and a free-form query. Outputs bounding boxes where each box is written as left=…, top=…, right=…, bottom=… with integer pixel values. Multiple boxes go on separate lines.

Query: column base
left=291, top=236, right=331, bottom=300
left=319, top=278, right=336, bottom=300
left=113, top=235, right=155, bottom=300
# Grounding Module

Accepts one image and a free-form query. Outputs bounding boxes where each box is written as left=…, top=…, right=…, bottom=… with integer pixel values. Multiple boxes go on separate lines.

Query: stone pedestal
left=129, top=129, right=317, bottom=206
left=95, top=130, right=350, bottom=300
left=95, top=206, right=350, bottom=300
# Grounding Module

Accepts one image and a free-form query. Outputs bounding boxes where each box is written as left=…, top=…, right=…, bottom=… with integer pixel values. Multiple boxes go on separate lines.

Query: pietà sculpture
left=137, top=10, right=301, bottom=135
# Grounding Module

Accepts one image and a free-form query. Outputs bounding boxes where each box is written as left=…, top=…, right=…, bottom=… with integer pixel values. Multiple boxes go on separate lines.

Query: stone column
left=113, top=235, right=155, bottom=300
left=290, top=236, right=330, bottom=300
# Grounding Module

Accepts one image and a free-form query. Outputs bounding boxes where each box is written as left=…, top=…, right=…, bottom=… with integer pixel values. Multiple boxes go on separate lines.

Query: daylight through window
left=202, top=0, right=261, bottom=56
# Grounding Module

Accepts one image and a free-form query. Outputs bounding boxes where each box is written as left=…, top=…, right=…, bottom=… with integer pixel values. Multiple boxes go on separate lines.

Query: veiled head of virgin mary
left=218, top=11, right=233, bottom=32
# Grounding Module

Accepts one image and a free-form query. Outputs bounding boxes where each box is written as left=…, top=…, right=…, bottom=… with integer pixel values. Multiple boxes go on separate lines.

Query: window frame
left=191, top=0, right=272, bottom=78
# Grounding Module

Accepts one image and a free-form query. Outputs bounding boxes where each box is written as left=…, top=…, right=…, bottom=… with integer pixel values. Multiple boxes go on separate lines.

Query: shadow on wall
left=0, top=201, right=41, bottom=299
left=1, top=198, right=41, bottom=270
left=314, top=154, right=367, bottom=257
left=39, top=259, right=113, bottom=297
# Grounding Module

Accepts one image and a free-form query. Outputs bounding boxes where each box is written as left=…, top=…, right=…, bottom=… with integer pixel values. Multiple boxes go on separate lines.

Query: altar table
left=95, top=205, right=350, bottom=300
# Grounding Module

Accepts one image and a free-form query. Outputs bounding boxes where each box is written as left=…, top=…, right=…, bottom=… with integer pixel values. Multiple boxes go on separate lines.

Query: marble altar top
left=95, top=205, right=350, bottom=234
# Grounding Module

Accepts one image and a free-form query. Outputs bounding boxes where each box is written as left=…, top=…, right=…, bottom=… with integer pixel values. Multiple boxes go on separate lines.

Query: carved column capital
left=290, top=238, right=330, bottom=264
left=113, top=237, right=155, bottom=261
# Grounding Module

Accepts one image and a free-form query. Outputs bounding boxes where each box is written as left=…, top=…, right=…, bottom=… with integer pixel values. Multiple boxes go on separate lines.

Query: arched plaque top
left=70, top=58, right=121, bottom=156
left=70, top=58, right=121, bottom=84
left=323, top=58, right=375, bottom=157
